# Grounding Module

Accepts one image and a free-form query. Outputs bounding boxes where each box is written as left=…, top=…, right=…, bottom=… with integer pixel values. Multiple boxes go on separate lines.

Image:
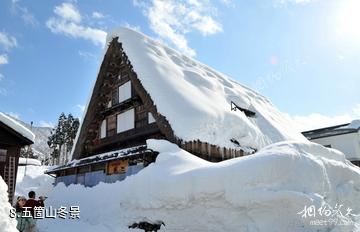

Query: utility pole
left=24, top=121, right=33, bottom=177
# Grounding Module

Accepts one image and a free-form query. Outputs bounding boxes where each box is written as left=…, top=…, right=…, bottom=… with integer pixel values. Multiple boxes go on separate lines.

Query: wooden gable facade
left=48, top=37, right=251, bottom=186
left=0, top=121, right=33, bottom=203
left=72, top=38, right=167, bottom=160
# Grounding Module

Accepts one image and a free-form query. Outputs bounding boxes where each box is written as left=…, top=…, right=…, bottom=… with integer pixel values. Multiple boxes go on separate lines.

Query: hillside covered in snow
left=8, top=115, right=53, bottom=161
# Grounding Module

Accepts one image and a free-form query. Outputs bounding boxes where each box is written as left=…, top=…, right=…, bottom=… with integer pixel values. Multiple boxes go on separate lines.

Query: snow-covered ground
left=35, top=139, right=360, bottom=232
left=15, top=160, right=54, bottom=199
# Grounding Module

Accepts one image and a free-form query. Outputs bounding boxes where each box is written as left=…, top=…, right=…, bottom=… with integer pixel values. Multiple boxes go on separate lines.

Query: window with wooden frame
left=117, top=108, right=135, bottom=133
left=118, top=81, right=131, bottom=103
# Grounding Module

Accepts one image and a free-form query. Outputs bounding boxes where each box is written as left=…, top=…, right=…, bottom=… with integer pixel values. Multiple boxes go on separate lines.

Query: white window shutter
left=117, top=108, right=135, bottom=133
left=118, top=81, right=131, bottom=103
left=100, top=119, right=107, bottom=138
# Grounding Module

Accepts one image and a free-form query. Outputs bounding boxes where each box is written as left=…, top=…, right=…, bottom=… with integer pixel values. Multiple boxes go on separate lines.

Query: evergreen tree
left=47, top=112, right=80, bottom=165
left=63, top=113, right=80, bottom=163
left=20, top=146, right=37, bottom=159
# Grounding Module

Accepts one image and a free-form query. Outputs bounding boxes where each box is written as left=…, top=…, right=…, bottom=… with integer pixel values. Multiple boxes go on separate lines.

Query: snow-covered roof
left=0, top=112, right=35, bottom=143
left=49, top=145, right=153, bottom=173
left=105, top=28, right=305, bottom=150
left=342, top=120, right=360, bottom=130
left=18, top=158, right=41, bottom=166
left=302, top=120, right=360, bottom=140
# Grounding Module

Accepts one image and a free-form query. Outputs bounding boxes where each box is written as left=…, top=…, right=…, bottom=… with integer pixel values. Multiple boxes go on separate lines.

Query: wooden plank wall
left=175, top=138, right=250, bottom=162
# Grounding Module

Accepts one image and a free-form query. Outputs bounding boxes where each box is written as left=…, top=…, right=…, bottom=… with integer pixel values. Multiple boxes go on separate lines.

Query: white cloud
left=288, top=103, right=360, bottom=132
left=46, top=3, right=106, bottom=46
left=20, top=7, right=39, bottom=26
left=10, top=0, right=39, bottom=26
left=220, top=0, right=234, bottom=7
left=54, top=2, right=82, bottom=23
left=76, top=104, right=85, bottom=112
left=39, top=120, right=54, bottom=128
left=134, top=0, right=223, bottom=57
left=0, top=32, right=17, bottom=50
left=47, top=19, right=106, bottom=45
left=277, top=0, right=314, bottom=4
left=78, top=51, right=96, bottom=60
left=0, top=73, right=4, bottom=81
left=92, top=11, right=105, bottom=19
left=290, top=113, right=352, bottom=132
left=0, top=54, right=8, bottom=65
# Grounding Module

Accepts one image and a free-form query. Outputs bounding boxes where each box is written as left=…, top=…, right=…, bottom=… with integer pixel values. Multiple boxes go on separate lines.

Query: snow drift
left=39, top=139, right=360, bottom=232
left=15, top=164, right=54, bottom=199
left=0, top=177, right=18, bottom=232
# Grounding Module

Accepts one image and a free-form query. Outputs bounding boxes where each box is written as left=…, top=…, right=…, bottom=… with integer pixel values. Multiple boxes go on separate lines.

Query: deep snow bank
left=15, top=164, right=54, bottom=198
left=0, top=177, right=18, bottom=232
left=38, top=140, right=360, bottom=232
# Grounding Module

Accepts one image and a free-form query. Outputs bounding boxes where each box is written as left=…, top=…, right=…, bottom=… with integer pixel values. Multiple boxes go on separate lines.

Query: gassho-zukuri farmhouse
left=46, top=27, right=305, bottom=186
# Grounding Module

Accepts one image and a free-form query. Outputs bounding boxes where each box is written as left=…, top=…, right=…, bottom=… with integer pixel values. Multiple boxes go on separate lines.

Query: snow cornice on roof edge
left=0, top=112, right=35, bottom=143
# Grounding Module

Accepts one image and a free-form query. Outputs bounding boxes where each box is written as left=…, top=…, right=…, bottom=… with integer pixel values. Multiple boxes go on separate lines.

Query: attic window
left=230, top=101, right=256, bottom=117
left=117, top=108, right=135, bottom=133
left=118, top=81, right=131, bottom=102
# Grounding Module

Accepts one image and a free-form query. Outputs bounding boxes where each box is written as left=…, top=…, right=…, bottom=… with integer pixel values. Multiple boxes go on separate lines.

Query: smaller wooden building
left=0, top=113, right=34, bottom=202
left=47, top=145, right=158, bottom=187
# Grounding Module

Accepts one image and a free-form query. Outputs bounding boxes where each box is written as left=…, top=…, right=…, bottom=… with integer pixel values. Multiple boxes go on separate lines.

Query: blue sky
left=0, top=0, right=359, bottom=130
